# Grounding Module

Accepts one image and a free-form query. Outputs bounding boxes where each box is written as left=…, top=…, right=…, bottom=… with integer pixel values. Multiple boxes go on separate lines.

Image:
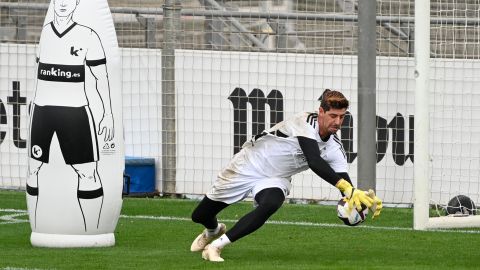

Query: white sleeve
left=283, top=113, right=317, bottom=140
left=86, top=29, right=106, bottom=62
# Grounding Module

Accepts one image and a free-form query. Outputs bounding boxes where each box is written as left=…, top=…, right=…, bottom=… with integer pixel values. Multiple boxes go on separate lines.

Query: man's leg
left=190, top=196, right=229, bottom=252
left=26, top=159, right=44, bottom=229
left=71, top=162, right=103, bottom=232
left=203, top=188, right=285, bottom=262
left=27, top=104, right=53, bottom=229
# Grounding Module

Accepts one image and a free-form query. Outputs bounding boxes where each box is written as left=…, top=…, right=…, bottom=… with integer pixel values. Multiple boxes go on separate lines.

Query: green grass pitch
left=1, top=190, right=480, bottom=270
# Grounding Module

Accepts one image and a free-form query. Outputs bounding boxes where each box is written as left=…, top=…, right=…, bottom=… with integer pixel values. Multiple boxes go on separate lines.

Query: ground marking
left=2, top=208, right=480, bottom=234
left=2, top=268, right=54, bottom=270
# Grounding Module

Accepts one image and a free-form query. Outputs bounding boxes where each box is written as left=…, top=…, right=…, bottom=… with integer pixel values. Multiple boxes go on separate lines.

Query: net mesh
left=0, top=1, right=479, bottom=209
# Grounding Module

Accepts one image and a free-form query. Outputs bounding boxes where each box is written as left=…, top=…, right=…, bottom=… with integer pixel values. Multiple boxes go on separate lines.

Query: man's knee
left=255, top=188, right=285, bottom=215
left=257, top=199, right=283, bottom=215
left=191, top=196, right=226, bottom=224
left=191, top=207, right=204, bottom=224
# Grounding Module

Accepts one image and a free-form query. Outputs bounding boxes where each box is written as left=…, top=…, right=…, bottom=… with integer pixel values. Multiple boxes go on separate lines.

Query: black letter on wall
left=387, top=113, right=414, bottom=165
left=0, top=99, right=6, bottom=145
left=228, top=88, right=248, bottom=154
left=248, top=89, right=266, bottom=136
left=409, top=115, right=414, bottom=163
left=376, top=116, right=388, bottom=162
left=229, top=88, right=284, bottom=154
left=7, top=81, right=27, bottom=148
left=340, top=111, right=357, bottom=163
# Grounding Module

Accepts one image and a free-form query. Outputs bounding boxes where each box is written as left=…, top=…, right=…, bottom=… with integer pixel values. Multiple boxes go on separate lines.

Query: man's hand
left=98, top=113, right=114, bottom=141
left=335, top=179, right=374, bottom=212
left=366, top=189, right=383, bottom=219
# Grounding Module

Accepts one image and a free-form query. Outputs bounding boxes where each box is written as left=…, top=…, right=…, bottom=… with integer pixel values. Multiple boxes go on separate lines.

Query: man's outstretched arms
left=297, top=136, right=382, bottom=218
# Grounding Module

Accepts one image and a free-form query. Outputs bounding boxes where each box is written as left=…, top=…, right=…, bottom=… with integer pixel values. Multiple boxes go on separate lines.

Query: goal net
left=0, top=0, right=479, bottom=229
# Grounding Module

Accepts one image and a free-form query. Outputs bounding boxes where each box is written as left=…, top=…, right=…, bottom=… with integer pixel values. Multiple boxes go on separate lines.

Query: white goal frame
left=414, top=0, right=480, bottom=230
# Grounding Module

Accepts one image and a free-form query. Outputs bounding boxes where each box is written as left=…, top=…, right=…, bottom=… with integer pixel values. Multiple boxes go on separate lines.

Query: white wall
left=2, top=44, right=480, bottom=204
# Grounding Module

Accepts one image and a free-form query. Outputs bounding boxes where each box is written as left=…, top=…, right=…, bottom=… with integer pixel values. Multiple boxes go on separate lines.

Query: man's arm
left=337, top=172, right=353, bottom=194
left=298, top=136, right=382, bottom=217
left=297, top=136, right=343, bottom=186
left=89, top=64, right=114, bottom=141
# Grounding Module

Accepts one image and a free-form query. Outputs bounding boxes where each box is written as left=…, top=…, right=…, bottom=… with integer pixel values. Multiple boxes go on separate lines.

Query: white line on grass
left=0, top=266, right=54, bottom=270
left=2, top=208, right=480, bottom=234
left=119, top=214, right=480, bottom=234
left=0, top=209, right=29, bottom=225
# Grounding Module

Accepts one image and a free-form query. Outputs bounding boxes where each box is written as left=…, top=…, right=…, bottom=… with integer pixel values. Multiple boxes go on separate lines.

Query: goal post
left=414, top=0, right=480, bottom=230
left=413, top=0, right=430, bottom=230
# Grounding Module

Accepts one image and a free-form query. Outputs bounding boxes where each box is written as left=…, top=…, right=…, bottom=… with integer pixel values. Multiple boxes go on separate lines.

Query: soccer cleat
left=190, top=223, right=226, bottom=252
left=202, top=244, right=224, bottom=262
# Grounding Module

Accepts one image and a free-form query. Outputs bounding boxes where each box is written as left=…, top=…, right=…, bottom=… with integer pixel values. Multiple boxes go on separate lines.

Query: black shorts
left=30, top=104, right=99, bottom=164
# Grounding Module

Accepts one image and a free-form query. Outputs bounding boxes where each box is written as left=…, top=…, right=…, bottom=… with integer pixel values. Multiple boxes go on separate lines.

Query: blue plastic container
left=124, top=157, right=156, bottom=194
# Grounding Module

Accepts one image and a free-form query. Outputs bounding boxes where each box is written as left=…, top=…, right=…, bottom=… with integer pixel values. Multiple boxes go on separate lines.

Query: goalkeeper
left=190, top=89, right=383, bottom=262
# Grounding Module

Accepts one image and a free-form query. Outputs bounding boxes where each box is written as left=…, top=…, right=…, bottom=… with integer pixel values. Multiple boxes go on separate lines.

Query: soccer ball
left=446, top=195, right=476, bottom=216
left=337, top=198, right=368, bottom=226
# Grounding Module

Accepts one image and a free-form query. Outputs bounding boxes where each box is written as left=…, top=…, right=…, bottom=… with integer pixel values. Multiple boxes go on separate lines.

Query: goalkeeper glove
left=335, top=179, right=374, bottom=212
left=366, top=189, right=383, bottom=219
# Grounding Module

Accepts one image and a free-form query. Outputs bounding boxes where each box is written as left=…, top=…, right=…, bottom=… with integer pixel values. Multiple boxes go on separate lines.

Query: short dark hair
left=318, top=89, right=349, bottom=111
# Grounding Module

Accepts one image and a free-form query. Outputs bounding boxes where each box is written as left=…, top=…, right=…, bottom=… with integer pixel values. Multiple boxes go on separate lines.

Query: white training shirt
left=34, top=22, right=106, bottom=107
left=240, top=112, right=348, bottom=181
